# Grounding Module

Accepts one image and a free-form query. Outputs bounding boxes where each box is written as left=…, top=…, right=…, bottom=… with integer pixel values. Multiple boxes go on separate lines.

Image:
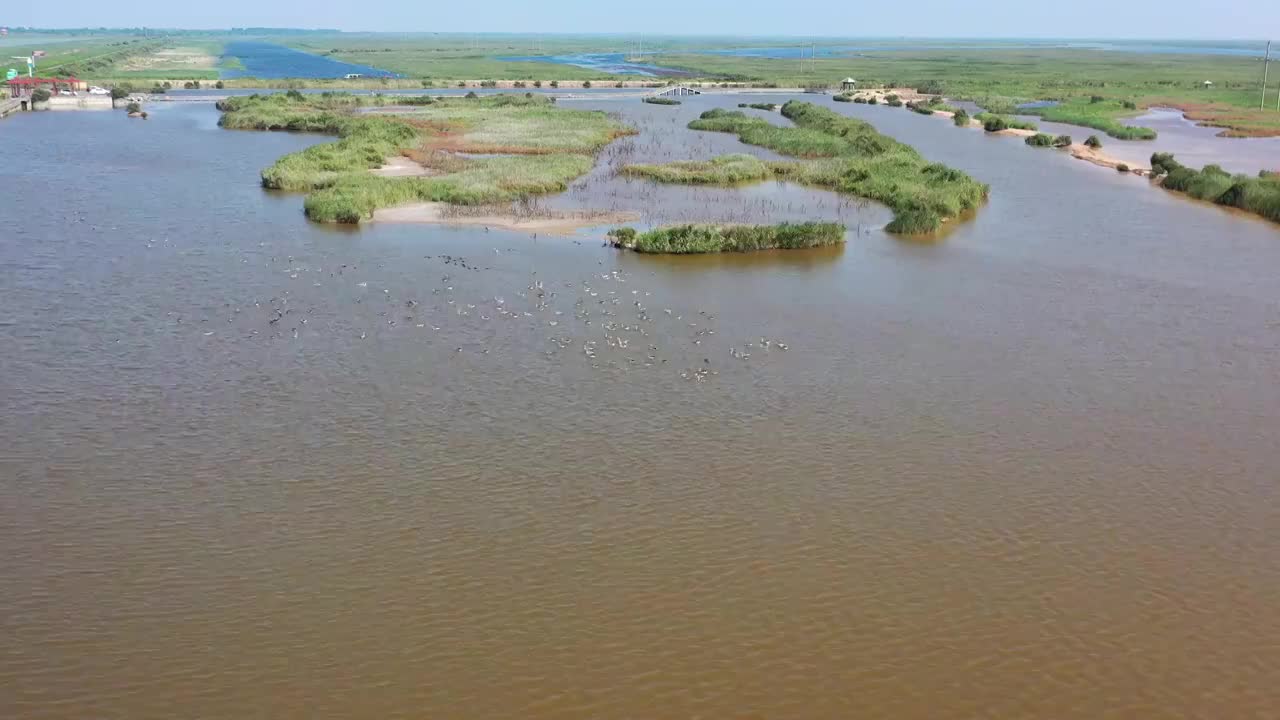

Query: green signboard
left=5, top=69, right=16, bottom=81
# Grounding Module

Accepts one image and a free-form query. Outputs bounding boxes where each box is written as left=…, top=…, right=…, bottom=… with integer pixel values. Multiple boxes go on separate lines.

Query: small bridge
left=652, top=85, right=702, bottom=97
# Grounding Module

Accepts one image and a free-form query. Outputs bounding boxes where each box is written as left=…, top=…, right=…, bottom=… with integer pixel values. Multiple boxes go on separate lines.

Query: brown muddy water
left=3, top=95, right=1280, bottom=720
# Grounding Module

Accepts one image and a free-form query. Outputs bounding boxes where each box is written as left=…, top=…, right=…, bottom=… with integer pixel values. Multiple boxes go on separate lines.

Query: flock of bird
left=190, top=245, right=792, bottom=383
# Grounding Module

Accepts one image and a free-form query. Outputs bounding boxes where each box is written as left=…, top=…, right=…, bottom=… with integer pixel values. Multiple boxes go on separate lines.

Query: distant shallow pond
left=501, top=40, right=1271, bottom=75
left=220, top=42, right=400, bottom=80
left=496, top=52, right=690, bottom=77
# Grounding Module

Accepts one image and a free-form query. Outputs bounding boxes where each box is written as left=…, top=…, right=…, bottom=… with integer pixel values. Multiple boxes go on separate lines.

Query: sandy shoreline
left=372, top=202, right=639, bottom=235
left=925, top=110, right=1149, bottom=175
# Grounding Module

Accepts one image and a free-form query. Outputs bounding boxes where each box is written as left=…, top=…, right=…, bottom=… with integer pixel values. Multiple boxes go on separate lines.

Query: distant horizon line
left=0, top=28, right=1271, bottom=43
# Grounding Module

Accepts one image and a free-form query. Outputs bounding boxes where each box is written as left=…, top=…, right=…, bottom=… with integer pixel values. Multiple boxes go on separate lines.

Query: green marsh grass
left=623, top=154, right=772, bottom=185
left=631, top=103, right=988, bottom=234
left=976, top=113, right=1038, bottom=132
left=1152, top=153, right=1280, bottom=223
left=1022, top=99, right=1157, bottom=140
left=219, top=92, right=627, bottom=223
left=607, top=223, right=845, bottom=254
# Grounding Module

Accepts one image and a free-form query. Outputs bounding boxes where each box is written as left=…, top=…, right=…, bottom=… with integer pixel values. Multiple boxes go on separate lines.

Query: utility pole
left=1262, top=40, right=1271, bottom=111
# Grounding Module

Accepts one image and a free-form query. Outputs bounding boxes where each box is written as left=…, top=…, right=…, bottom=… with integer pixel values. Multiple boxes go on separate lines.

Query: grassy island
left=607, top=223, right=845, bottom=254
left=217, top=91, right=632, bottom=223
left=1021, top=99, right=1157, bottom=140
left=622, top=102, right=988, bottom=234
left=1151, top=153, right=1280, bottom=224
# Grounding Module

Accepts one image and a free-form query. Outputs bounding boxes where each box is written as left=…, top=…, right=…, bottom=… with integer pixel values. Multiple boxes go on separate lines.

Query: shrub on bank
left=32, top=88, right=51, bottom=102
left=607, top=222, right=845, bottom=254
left=887, top=98, right=903, bottom=107
left=1150, top=153, right=1280, bottom=224
left=884, top=208, right=943, bottom=235
left=983, top=115, right=1009, bottom=132
left=833, top=93, right=853, bottom=103
left=1084, top=135, right=1103, bottom=149
left=977, top=113, right=1037, bottom=132
left=952, top=108, right=970, bottom=126
left=1150, top=152, right=1183, bottom=176
left=150, top=84, right=166, bottom=94
left=853, top=96, right=868, bottom=104
left=125, top=101, right=141, bottom=114
left=1025, top=133, right=1055, bottom=147
left=1116, top=163, right=1130, bottom=173
left=582, top=81, right=592, bottom=88
left=885, top=94, right=899, bottom=103
left=110, top=85, right=131, bottom=100
left=867, top=96, right=879, bottom=105
left=643, top=97, right=681, bottom=106
left=1054, top=135, right=1073, bottom=147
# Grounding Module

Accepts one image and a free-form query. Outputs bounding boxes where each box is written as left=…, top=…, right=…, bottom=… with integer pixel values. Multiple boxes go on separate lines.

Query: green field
left=0, top=36, right=169, bottom=78
left=6, top=31, right=1279, bottom=137
left=646, top=48, right=1280, bottom=136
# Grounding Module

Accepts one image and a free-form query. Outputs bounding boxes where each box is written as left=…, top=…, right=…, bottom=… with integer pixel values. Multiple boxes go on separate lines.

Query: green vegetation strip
left=217, top=91, right=627, bottom=223
left=975, top=113, right=1038, bottom=132
left=1021, top=99, right=1156, bottom=140
left=642, top=97, right=681, bottom=105
left=607, top=223, right=844, bottom=254
left=623, top=102, right=988, bottom=234
left=1151, top=153, right=1280, bottom=224
left=1024, top=133, right=1072, bottom=148
left=621, top=154, right=771, bottom=185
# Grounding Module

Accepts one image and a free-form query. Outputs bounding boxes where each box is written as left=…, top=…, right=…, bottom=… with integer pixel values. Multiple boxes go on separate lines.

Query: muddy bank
left=370, top=156, right=438, bottom=177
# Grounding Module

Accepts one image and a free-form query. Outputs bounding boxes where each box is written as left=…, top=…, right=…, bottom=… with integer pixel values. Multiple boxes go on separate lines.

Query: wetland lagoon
left=4, top=90, right=1280, bottom=719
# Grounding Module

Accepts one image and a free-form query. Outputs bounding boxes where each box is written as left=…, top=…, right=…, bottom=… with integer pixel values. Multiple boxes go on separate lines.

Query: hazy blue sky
left=4, top=0, right=1276, bottom=39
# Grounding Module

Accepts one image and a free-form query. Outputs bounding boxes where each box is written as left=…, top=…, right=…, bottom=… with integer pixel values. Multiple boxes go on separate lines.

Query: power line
left=1262, top=41, right=1271, bottom=112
